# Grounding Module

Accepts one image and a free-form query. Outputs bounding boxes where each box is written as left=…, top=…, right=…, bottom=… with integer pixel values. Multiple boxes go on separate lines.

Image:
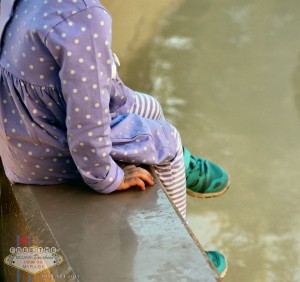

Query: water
left=105, top=0, right=300, bottom=281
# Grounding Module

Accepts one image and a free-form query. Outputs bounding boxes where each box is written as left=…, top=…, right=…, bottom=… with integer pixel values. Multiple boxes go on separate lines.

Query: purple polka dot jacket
left=0, top=0, right=176, bottom=193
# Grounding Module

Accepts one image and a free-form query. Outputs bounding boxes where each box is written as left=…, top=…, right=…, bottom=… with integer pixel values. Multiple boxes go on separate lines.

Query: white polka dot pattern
left=0, top=0, right=187, bottom=207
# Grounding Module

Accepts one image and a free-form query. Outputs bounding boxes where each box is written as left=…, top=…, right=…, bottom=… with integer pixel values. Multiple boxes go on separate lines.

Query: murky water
left=107, top=1, right=300, bottom=281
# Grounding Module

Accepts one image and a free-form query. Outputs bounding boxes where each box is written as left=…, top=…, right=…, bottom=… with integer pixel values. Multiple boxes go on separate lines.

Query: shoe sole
left=206, top=252, right=228, bottom=279
left=219, top=258, right=228, bottom=279
left=186, top=178, right=230, bottom=198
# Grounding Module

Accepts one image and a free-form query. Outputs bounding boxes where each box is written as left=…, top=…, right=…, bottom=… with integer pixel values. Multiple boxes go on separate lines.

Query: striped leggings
left=131, top=92, right=187, bottom=219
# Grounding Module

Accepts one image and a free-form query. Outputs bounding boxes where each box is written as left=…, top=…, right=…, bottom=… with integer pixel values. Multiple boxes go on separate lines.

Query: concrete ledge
left=1, top=163, right=220, bottom=282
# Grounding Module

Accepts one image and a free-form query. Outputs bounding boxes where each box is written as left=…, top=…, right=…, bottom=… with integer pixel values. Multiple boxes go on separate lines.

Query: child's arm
left=45, top=7, right=130, bottom=193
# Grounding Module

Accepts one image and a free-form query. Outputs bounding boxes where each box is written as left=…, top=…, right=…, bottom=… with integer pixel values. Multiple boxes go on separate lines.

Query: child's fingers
left=115, top=165, right=154, bottom=192
left=124, top=177, right=146, bottom=191
left=124, top=169, right=154, bottom=186
left=124, top=166, right=154, bottom=182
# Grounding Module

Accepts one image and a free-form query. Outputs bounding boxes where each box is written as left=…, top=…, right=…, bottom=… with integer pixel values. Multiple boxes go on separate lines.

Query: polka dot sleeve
left=45, top=7, right=124, bottom=193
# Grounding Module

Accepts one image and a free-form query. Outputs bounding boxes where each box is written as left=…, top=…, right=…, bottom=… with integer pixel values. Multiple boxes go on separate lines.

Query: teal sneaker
left=206, top=251, right=228, bottom=279
left=183, top=147, right=230, bottom=198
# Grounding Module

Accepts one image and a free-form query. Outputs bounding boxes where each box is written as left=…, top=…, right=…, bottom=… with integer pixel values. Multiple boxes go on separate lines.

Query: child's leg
left=131, top=93, right=187, bottom=216
left=130, top=93, right=186, bottom=217
left=153, top=125, right=186, bottom=219
left=131, top=92, right=165, bottom=120
left=118, top=92, right=186, bottom=217
left=121, top=91, right=230, bottom=198
left=131, top=92, right=230, bottom=198
left=111, top=112, right=186, bottom=219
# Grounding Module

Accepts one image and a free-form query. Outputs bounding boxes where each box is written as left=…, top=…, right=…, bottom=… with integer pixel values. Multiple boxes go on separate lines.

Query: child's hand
left=115, top=165, right=154, bottom=191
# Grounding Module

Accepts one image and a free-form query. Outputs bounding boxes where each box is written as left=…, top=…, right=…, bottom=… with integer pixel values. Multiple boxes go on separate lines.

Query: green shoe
left=183, top=147, right=230, bottom=198
left=206, top=251, right=228, bottom=279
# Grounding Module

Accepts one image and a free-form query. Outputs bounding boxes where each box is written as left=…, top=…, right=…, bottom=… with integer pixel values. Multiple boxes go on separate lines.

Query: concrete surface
left=1, top=163, right=219, bottom=282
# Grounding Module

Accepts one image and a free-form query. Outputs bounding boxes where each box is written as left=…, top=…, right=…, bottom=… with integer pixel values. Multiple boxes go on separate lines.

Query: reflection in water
left=114, top=0, right=300, bottom=281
